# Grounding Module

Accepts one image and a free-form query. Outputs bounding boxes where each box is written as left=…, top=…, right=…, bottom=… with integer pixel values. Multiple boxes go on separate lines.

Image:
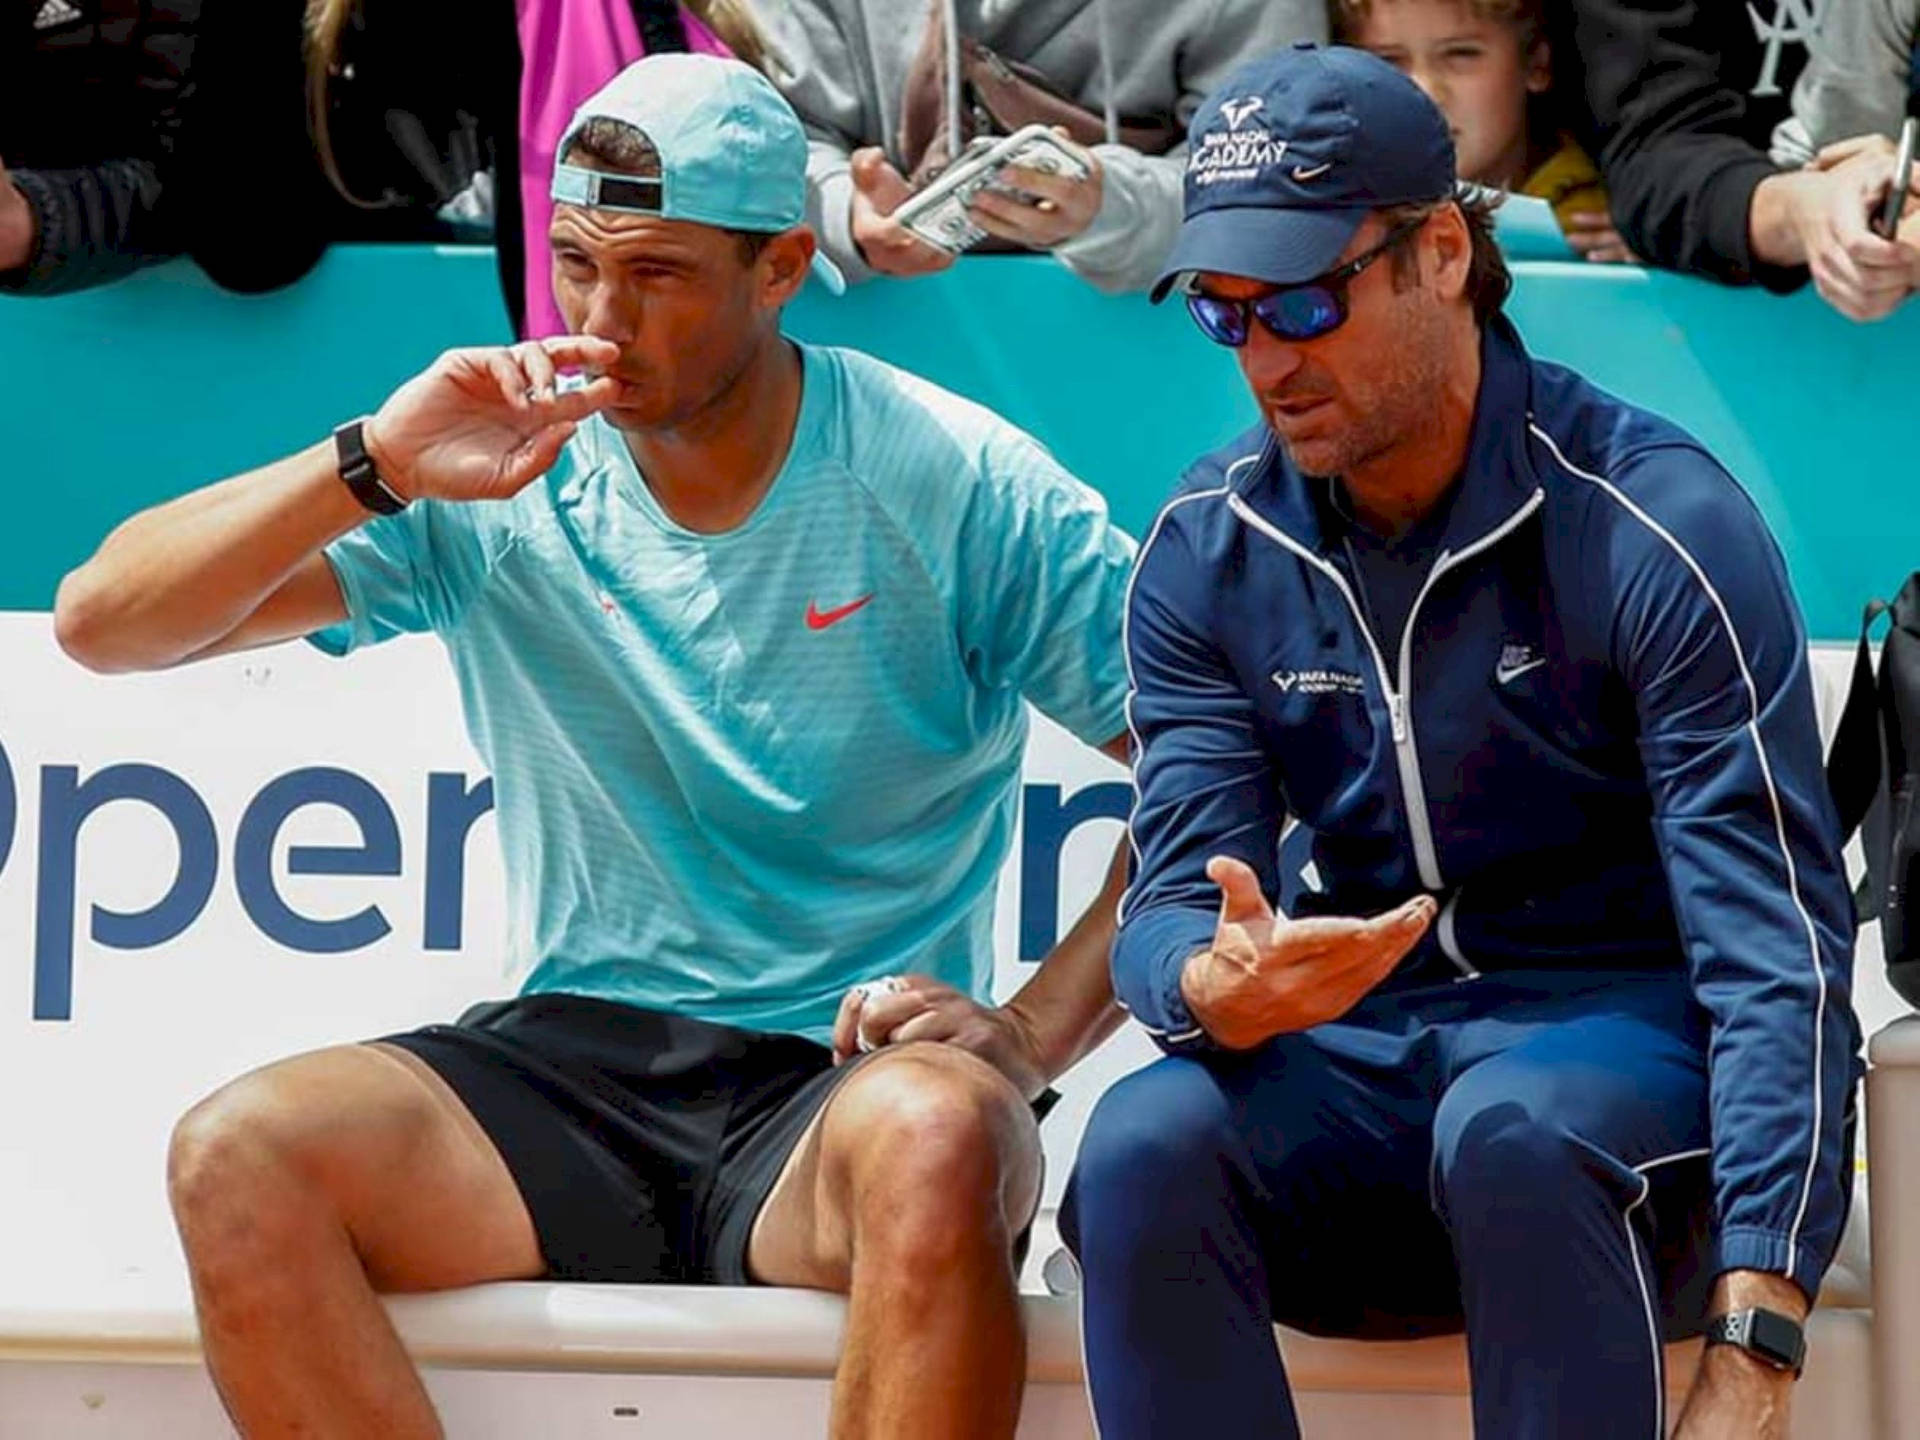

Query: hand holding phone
left=1874, top=117, right=1917, bottom=241
left=891, top=125, right=1094, bottom=255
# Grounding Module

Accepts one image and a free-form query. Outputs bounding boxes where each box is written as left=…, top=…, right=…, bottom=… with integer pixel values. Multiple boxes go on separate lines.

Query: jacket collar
left=1231, top=314, right=1542, bottom=558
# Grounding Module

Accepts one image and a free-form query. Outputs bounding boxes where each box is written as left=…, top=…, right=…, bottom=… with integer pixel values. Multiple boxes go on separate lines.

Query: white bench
left=0, top=1184, right=1883, bottom=1438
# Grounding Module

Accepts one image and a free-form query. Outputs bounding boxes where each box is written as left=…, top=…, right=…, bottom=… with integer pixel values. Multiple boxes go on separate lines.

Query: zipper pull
left=1389, top=691, right=1407, bottom=743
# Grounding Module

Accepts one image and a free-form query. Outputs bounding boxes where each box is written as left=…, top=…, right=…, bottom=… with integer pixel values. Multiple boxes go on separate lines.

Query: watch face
left=1745, top=1308, right=1806, bottom=1371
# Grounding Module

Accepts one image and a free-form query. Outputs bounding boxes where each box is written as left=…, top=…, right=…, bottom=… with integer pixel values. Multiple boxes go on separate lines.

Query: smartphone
left=1875, top=117, right=1916, bottom=241
left=891, top=124, right=1091, bottom=255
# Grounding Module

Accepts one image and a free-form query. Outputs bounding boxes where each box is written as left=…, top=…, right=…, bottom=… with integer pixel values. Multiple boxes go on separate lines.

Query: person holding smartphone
left=761, top=0, right=1324, bottom=292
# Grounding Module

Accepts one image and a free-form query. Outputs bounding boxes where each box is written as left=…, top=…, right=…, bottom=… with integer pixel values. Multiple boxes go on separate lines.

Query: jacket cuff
left=0, top=170, right=56, bottom=292
left=1050, top=146, right=1177, bottom=295
left=1715, top=1225, right=1827, bottom=1305
left=1114, top=906, right=1215, bottom=1051
left=807, top=168, right=876, bottom=288
left=1718, top=158, right=1811, bottom=294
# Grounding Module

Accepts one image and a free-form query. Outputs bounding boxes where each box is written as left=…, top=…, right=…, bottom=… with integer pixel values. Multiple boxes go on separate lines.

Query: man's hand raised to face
left=1180, top=857, right=1437, bottom=1051
left=363, top=336, right=623, bottom=505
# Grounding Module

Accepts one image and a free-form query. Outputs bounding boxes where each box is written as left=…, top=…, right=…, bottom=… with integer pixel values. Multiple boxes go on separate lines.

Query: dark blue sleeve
left=1115, top=497, right=1287, bottom=1049
left=1607, top=447, right=1861, bottom=1298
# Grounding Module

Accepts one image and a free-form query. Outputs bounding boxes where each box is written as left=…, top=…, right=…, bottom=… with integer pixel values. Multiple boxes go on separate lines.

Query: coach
left=1063, top=43, right=1861, bottom=1440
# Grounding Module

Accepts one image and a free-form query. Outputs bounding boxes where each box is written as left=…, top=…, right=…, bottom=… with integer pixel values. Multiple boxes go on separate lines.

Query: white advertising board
left=0, top=614, right=1154, bottom=1315
left=0, top=620, right=1901, bottom=1327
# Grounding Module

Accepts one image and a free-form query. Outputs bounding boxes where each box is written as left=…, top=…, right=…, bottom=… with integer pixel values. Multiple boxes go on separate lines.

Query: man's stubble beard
left=1271, top=295, right=1450, bottom=479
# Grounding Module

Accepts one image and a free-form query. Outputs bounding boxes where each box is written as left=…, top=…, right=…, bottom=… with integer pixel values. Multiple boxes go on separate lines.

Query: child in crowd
left=1331, top=0, right=1635, bottom=262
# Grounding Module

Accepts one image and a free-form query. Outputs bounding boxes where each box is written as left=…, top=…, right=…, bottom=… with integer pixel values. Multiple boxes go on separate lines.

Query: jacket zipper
left=1228, top=488, right=1545, bottom=894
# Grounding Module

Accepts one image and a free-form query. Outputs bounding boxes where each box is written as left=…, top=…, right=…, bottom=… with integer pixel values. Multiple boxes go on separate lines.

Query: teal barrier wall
left=3, top=244, right=1911, bottom=639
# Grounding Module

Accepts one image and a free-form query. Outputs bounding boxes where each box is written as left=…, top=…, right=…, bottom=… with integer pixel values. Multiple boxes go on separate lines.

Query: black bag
left=1826, top=573, right=1920, bottom=1008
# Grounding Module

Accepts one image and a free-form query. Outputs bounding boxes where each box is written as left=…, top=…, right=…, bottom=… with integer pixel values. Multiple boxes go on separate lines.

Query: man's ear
left=758, top=227, right=815, bottom=307
left=1429, top=202, right=1473, bottom=303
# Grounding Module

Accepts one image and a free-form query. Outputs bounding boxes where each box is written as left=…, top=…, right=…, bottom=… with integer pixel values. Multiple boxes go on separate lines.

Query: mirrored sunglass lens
left=1257, top=285, right=1343, bottom=340
left=1186, top=294, right=1248, bottom=346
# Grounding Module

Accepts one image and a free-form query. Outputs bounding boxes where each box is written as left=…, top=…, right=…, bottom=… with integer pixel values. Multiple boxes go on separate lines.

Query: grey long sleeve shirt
left=761, top=0, right=1325, bottom=294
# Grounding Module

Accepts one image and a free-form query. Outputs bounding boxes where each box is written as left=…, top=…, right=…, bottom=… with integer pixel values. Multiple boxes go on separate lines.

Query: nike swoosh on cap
left=1291, top=162, right=1333, bottom=181
left=805, top=594, right=874, bottom=631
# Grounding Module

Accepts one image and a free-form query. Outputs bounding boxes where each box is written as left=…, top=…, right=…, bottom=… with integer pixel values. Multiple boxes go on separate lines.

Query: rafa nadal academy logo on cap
left=1189, top=100, right=1294, bottom=189
left=1220, top=98, right=1265, bottom=131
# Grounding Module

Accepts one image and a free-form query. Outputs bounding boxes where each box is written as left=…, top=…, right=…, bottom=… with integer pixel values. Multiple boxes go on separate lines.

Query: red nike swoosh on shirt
left=805, top=594, right=875, bottom=631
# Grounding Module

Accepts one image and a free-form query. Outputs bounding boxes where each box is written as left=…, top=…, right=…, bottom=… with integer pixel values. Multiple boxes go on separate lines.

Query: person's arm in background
left=1044, top=0, right=1328, bottom=295
left=1557, top=0, right=1809, bottom=290
left=761, top=1, right=953, bottom=282
left=0, top=2, right=199, bottom=295
left=1597, top=451, right=1861, bottom=1436
left=1771, top=0, right=1918, bottom=168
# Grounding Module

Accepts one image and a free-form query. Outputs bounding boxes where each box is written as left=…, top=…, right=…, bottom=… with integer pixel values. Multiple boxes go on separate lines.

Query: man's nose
left=579, top=283, right=637, bottom=347
left=1240, top=322, right=1307, bottom=392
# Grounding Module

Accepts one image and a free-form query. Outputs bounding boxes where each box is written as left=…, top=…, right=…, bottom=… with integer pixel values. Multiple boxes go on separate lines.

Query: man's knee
left=829, top=1045, right=1039, bottom=1258
left=169, top=1047, right=414, bottom=1264
left=1064, top=1058, right=1242, bottom=1256
left=1431, top=1090, right=1622, bottom=1235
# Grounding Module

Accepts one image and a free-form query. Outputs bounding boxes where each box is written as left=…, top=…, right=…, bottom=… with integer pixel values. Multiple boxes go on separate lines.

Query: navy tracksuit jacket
left=1073, top=317, right=1863, bottom=1437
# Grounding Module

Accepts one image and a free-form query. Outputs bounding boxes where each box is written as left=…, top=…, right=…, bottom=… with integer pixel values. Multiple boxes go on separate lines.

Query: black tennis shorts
left=378, top=992, right=851, bottom=1285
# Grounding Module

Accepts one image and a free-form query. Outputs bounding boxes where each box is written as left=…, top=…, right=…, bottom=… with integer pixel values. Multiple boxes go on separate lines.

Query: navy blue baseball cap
left=1150, top=43, right=1457, bottom=303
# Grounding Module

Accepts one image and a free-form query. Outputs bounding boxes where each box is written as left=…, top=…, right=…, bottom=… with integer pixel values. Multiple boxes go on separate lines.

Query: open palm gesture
left=1183, top=856, right=1436, bottom=1049
left=365, top=336, right=622, bottom=504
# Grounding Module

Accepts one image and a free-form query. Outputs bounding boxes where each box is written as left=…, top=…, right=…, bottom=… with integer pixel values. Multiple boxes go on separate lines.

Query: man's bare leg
left=748, top=1043, right=1043, bottom=1440
left=167, top=1043, right=544, bottom=1439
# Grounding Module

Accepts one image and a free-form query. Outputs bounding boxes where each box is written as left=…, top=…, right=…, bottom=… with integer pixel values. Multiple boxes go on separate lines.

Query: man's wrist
left=357, top=415, right=412, bottom=503
left=1749, top=170, right=1816, bottom=268
left=997, top=997, right=1064, bottom=1082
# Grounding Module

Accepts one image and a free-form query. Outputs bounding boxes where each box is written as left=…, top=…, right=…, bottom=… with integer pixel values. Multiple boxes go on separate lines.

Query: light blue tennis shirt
left=312, top=343, right=1134, bottom=1042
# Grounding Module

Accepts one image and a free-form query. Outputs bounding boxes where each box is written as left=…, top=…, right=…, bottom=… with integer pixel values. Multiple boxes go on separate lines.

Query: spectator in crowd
left=762, top=0, right=1326, bottom=293
left=1768, top=0, right=1920, bottom=321
left=1554, top=0, right=1920, bottom=320
left=191, top=0, right=764, bottom=332
left=1064, top=46, right=1859, bottom=1440
left=1772, top=0, right=1919, bottom=167
left=1332, top=1, right=1634, bottom=262
left=57, top=55, right=1136, bottom=1440
left=0, top=0, right=199, bottom=296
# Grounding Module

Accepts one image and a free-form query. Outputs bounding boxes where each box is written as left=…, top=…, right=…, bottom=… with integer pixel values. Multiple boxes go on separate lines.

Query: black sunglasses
left=1183, top=215, right=1430, bottom=347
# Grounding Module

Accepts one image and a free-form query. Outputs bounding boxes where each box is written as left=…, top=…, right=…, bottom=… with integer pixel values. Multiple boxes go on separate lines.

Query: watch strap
left=333, top=418, right=409, bottom=516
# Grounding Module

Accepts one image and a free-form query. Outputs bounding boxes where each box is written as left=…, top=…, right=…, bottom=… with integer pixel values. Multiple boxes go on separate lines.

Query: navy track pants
left=1062, top=971, right=1721, bottom=1440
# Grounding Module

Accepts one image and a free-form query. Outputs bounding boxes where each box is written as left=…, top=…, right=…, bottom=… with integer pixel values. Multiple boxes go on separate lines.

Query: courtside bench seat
left=0, top=1237, right=1876, bottom=1439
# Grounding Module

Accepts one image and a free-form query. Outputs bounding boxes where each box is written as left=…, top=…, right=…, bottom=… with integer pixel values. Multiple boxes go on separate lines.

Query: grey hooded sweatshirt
left=1771, top=0, right=1918, bottom=165
left=762, top=0, right=1326, bottom=293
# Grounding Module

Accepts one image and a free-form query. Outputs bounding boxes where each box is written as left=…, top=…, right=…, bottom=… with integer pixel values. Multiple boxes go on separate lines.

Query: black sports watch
left=333, top=418, right=409, bottom=516
left=1703, top=1307, right=1806, bottom=1377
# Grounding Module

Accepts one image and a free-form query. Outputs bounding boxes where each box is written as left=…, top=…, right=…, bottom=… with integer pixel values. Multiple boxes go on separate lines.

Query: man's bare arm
left=836, top=735, right=1134, bottom=1094
left=55, top=337, right=621, bottom=675
left=56, top=441, right=364, bottom=674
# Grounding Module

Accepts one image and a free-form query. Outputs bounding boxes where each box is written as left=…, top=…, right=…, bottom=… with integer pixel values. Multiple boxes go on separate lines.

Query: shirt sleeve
left=1607, top=446, right=1861, bottom=1297
left=1051, top=0, right=1326, bottom=295
left=1557, top=0, right=1806, bottom=291
left=1, top=2, right=198, bottom=295
left=307, top=499, right=497, bottom=656
left=1783, top=0, right=1917, bottom=156
left=950, top=430, right=1136, bottom=748
left=1113, top=497, right=1287, bottom=1049
left=761, top=2, right=878, bottom=286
